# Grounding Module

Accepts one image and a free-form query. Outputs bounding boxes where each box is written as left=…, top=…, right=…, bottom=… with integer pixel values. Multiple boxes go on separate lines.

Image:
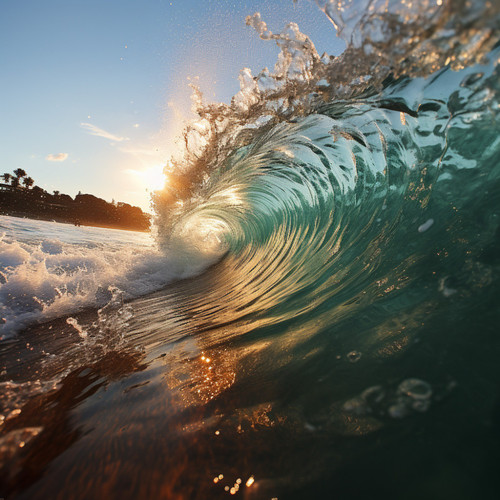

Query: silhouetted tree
left=13, top=168, right=27, bottom=180
left=32, top=186, right=46, bottom=198
left=1, top=169, right=149, bottom=231
left=23, top=177, right=34, bottom=189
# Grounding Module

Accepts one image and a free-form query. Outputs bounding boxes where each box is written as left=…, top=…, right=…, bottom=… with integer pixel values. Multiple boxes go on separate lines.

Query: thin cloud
left=119, top=146, right=161, bottom=157
left=80, top=122, right=128, bottom=142
left=46, top=153, right=69, bottom=162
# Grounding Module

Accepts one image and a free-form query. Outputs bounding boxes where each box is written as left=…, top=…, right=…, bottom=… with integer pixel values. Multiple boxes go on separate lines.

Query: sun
left=140, top=164, right=167, bottom=192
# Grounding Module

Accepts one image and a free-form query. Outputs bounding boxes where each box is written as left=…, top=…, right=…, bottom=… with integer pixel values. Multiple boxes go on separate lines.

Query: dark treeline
left=0, top=169, right=150, bottom=231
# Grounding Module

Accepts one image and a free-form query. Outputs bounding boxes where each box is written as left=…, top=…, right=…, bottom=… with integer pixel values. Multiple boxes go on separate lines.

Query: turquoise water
left=1, top=1, right=500, bottom=498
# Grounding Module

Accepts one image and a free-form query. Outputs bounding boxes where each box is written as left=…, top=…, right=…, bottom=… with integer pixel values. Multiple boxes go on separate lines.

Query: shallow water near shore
left=1, top=254, right=499, bottom=499
left=2, top=0, right=500, bottom=498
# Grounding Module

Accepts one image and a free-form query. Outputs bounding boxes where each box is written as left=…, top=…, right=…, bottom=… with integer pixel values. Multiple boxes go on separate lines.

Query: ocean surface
left=1, top=1, right=500, bottom=498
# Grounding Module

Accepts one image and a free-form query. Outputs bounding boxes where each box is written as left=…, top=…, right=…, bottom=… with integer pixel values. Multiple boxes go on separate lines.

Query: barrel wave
left=149, top=32, right=500, bottom=355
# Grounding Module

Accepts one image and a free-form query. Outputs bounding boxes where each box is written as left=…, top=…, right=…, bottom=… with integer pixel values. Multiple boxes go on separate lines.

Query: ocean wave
left=149, top=0, right=499, bottom=342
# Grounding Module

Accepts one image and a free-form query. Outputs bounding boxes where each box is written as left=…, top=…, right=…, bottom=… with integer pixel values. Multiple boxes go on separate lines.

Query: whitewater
left=1, top=1, right=500, bottom=498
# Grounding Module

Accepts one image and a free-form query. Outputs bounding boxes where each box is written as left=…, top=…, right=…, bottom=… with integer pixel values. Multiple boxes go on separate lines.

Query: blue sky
left=0, top=0, right=344, bottom=212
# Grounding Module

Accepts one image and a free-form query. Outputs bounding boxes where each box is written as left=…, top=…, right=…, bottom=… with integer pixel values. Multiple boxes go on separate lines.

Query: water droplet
left=347, top=351, right=362, bottom=363
left=398, top=378, right=432, bottom=400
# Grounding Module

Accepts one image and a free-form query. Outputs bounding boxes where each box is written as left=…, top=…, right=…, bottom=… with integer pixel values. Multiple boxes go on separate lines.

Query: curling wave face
left=149, top=0, right=500, bottom=347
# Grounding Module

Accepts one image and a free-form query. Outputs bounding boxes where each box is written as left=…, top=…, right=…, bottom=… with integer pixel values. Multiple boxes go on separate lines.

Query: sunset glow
left=1, top=0, right=343, bottom=214
left=143, top=165, right=168, bottom=192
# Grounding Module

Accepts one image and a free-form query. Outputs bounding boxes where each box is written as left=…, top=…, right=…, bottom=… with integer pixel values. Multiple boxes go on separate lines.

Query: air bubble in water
left=347, top=350, right=362, bottom=363
left=342, top=397, right=367, bottom=415
left=361, top=385, right=385, bottom=405
left=397, top=378, right=432, bottom=400
left=388, top=402, right=409, bottom=419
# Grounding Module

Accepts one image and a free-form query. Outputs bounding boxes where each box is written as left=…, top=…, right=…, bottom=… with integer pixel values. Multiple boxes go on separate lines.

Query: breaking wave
left=148, top=0, right=499, bottom=345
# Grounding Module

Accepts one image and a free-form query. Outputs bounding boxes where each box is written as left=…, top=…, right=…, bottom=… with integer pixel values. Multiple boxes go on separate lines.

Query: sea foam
left=0, top=216, right=219, bottom=337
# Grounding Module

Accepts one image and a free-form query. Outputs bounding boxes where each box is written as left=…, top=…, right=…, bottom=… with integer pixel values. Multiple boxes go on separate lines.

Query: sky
left=0, top=0, right=345, bottom=212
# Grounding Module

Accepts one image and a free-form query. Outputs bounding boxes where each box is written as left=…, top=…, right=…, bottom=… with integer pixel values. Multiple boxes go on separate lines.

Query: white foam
left=0, top=217, right=216, bottom=338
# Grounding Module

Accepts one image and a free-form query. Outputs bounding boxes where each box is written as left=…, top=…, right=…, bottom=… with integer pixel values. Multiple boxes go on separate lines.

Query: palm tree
left=13, top=168, right=27, bottom=180
left=2, top=173, right=11, bottom=184
left=23, top=177, right=34, bottom=189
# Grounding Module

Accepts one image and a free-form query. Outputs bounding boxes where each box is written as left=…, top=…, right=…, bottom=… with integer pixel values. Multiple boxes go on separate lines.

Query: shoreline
left=0, top=212, right=151, bottom=233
